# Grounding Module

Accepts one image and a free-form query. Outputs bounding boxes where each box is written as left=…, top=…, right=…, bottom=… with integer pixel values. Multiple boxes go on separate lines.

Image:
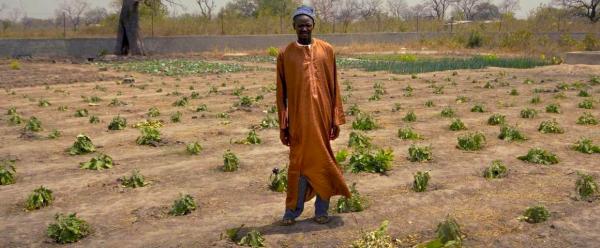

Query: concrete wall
left=0, top=32, right=594, bottom=58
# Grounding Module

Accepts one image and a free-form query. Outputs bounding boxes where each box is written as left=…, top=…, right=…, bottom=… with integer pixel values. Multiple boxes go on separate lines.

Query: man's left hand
left=330, top=125, right=340, bottom=140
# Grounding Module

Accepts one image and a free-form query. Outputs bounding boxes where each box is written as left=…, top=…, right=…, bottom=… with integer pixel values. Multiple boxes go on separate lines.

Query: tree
left=359, top=0, right=383, bottom=19
left=473, top=2, right=500, bottom=20
left=428, top=0, right=452, bottom=20
left=114, top=0, right=172, bottom=56
left=387, top=0, right=408, bottom=20
left=499, top=0, right=520, bottom=15
left=220, top=0, right=258, bottom=17
left=554, top=0, right=600, bottom=23
left=197, top=0, right=215, bottom=19
left=84, top=7, right=108, bottom=25
left=335, top=0, right=360, bottom=32
left=454, top=0, right=483, bottom=20
left=56, top=0, right=89, bottom=31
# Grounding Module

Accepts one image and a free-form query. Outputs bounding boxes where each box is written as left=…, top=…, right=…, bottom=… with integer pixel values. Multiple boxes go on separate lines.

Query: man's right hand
left=280, top=128, right=290, bottom=146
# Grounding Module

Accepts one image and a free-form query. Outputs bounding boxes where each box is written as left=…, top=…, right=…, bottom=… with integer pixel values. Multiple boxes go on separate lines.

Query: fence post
left=63, top=12, right=66, bottom=38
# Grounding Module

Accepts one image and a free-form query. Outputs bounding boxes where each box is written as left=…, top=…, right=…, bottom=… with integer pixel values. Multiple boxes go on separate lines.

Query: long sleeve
left=276, top=52, right=288, bottom=130
left=331, top=53, right=346, bottom=126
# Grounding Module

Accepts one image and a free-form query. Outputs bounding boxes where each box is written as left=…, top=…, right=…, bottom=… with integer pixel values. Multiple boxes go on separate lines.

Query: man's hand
left=330, top=125, right=340, bottom=140
left=280, top=128, right=291, bottom=146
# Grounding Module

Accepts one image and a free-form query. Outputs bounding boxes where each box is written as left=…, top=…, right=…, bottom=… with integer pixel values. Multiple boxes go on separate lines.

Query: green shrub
left=147, top=107, right=160, bottom=117
left=509, top=88, right=519, bottom=96
left=108, top=116, right=127, bottom=130
left=74, top=109, right=89, bottom=117
left=498, top=125, right=527, bottom=141
left=578, top=99, right=594, bottom=109
left=237, top=95, right=254, bottom=107
left=186, top=142, right=203, bottom=155
left=336, top=149, right=349, bottom=163
left=348, top=148, right=394, bottom=174
left=269, top=166, right=288, bottom=192
left=80, top=153, right=113, bottom=170
left=196, top=104, right=208, bottom=112
left=120, top=170, right=148, bottom=188
left=466, top=30, right=483, bottom=48
left=238, top=230, right=265, bottom=247
left=518, top=148, right=559, bottom=165
left=413, top=171, right=430, bottom=192
left=48, top=129, right=62, bottom=139
left=457, top=132, right=486, bottom=151
left=336, top=183, right=365, bottom=213
left=267, top=46, right=279, bottom=57
left=136, top=127, right=161, bottom=145
left=352, top=113, right=377, bottom=131
left=483, top=160, right=508, bottom=179
left=589, top=76, right=600, bottom=85
left=351, top=220, right=393, bottom=248
left=68, top=134, right=95, bottom=155
left=435, top=216, right=463, bottom=246
left=38, top=99, right=51, bottom=107
left=170, top=111, right=182, bottom=123
left=259, top=115, right=278, bottom=129
left=403, top=111, right=417, bottom=122
left=348, top=131, right=372, bottom=149
left=47, top=213, right=91, bottom=243
left=471, top=104, right=485, bottom=113
left=8, top=114, right=22, bottom=125
left=578, top=90, right=590, bottom=97
left=6, top=106, right=16, bottom=115
left=25, top=186, right=54, bottom=210
left=520, top=205, right=550, bottom=223
left=520, top=108, right=538, bottom=118
left=425, top=100, right=435, bottom=107
left=0, top=160, right=16, bottom=185
left=404, top=85, right=414, bottom=97
left=236, top=130, right=261, bottom=145
left=572, top=138, right=600, bottom=154
left=545, top=103, right=561, bottom=113
left=577, top=112, right=598, bottom=125
left=398, top=127, right=422, bottom=140
left=25, top=116, right=43, bottom=132
left=348, top=104, right=361, bottom=116
left=190, top=91, right=200, bottom=99
left=169, top=194, right=197, bottom=216
left=408, top=145, right=432, bottom=162
left=449, top=118, right=467, bottom=131
left=576, top=172, right=598, bottom=200
left=88, top=115, right=100, bottom=124
left=538, top=119, right=564, bottom=134
left=583, top=33, right=600, bottom=51
left=223, top=150, right=239, bottom=172
left=441, top=107, right=455, bottom=118
left=173, top=96, right=189, bottom=107
left=530, top=95, right=541, bottom=104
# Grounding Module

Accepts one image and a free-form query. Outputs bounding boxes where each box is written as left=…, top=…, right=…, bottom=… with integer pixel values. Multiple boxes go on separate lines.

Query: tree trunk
left=115, top=0, right=145, bottom=56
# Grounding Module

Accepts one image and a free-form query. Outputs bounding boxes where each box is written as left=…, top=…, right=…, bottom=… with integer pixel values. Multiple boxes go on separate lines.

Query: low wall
left=0, top=32, right=594, bottom=58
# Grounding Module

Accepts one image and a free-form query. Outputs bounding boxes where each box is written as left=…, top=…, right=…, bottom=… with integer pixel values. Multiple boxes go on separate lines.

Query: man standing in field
left=276, top=5, right=351, bottom=226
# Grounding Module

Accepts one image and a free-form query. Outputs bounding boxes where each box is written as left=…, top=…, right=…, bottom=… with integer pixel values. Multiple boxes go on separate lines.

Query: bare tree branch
left=196, top=0, right=215, bottom=19
left=387, top=0, right=408, bottom=19
left=554, top=0, right=600, bottom=22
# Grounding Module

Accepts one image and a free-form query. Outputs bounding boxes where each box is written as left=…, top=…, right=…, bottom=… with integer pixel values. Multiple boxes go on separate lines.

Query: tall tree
left=428, top=0, right=452, bottom=20
left=473, top=2, right=500, bottom=20
left=454, top=0, right=483, bottom=20
left=196, top=0, right=215, bottom=19
left=84, top=7, right=108, bottom=25
left=554, top=0, right=600, bottom=23
left=335, top=0, right=360, bottom=32
left=114, top=0, right=171, bottom=56
left=387, top=0, right=408, bottom=20
left=498, top=0, right=520, bottom=15
left=57, top=0, right=89, bottom=31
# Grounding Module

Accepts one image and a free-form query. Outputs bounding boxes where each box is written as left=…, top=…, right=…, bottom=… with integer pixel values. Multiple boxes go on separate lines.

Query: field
left=0, top=57, right=599, bottom=247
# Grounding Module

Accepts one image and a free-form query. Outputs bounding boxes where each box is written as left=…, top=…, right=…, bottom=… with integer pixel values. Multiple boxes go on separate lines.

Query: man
left=276, top=5, right=351, bottom=226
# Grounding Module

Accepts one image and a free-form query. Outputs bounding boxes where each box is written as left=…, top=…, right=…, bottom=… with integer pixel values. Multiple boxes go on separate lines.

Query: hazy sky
left=0, top=0, right=551, bottom=20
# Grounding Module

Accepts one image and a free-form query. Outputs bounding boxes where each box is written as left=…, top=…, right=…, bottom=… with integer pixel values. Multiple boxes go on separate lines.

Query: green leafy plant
left=509, top=88, right=519, bottom=96
left=572, top=138, right=600, bottom=154
left=575, top=172, right=598, bottom=200
left=38, top=99, right=51, bottom=107
left=351, top=220, right=393, bottom=248
left=170, top=111, right=182, bottom=123
left=187, top=141, right=203, bottom=155
left=425, top=100, right=435, bottom=107
left=518, top=148, right=559, bottom=165
left=545, top=103, right=561, bottom=113
left=578, top=99, right=594, bottom=109
left=498, top=125, right=527, bottom=141
left=238, top=230, right=265, bottom=247
left=520, top=205, right=550, bottom=223
left=483, top=160, right=508, bottom=179
left=336, top=149, right=349, bottom=163
left=398, top=126, right=422, bottom=140
left=147, top=107, right=160, bottom=117
left=222, top=150, right=239, bottom=172
left=520, top=108, right=538, bottom=118
left=47, top=213, right=91, bottom=244
left=133, top=119, right=163, bottom=129
left=8, top=114, right=22, bottom=125
left=48, top=129, right=62, bottom=139
left=173, top=96, right=189, bottom=107
left=408, top=144, right=432, bottom=162
left=449, top=118, right=467, bottom=131
left=7, top=106, right=16, bottom=115
left=196, top=104, right=208, bottom=112
left=269, top=166, right=288, bottom=192
left=538, top=119, right=564, bottom=134
left=457, top=132, right=486, bottom=150
left=237, top=95, right=254, bottom=107
left=352, top=113, right=377, bottom=131
left=120, top=170, right=148, bottom=188
left=109, top=98, right=127, bottom=107
left=440, top=107, right=455, bottom=118
left=136, top=127, right=161, bottom=145
left=530, top=95, right=541, bottom=104
left=236, top=130, right=261, bottom=145
left=80, top=153, right=113, bottom=170
left=418, top=215, right=463, bottom=247
left=578, top=90, right=590, bottom=97
left=169, top=194, right=197, bottom=216
left=25, top=116, right=43, bottom=132
left=108, top=116, right=127, bottom=130
left=217, top=112, right=230, bottom=119
left=57, top=105, right=68, bottom=111
left=455, top=96, right=469, bottom=104
left=471, top=104, right=485, bottom=113
left=403, top=111, right=417, bottom=122
left=336, top=183, right=365, bottom=213
left=0, top=160, right=16, bottom=185
left=190, top=91, right=200, bottom=99
left=413, top=171, right=430, bottom=192
left=25, top=186, right=54, bottom=210
left=89, top=115, right=100, bottom=124
left=577, top=112, right=598, bottom=125
left=348, top=104, right=361, bottom=116
left=259, top=115, right=278, bottom=129
left=348, top=148, right=394, bottom=174
left=74, top=109, right=89, bottom=117
left=68, top=134, right=95, bottom=155
left=391, top=103, right=402, bottom=112
left=433, top=85, right=444, bottom=94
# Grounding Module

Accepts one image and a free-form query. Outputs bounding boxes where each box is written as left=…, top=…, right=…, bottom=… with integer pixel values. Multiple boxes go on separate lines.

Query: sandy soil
left=0, top=60, right=599, bottom=247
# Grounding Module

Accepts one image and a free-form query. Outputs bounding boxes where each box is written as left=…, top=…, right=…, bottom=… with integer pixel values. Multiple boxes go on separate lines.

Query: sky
left=0, top=0, right=551, bottom=20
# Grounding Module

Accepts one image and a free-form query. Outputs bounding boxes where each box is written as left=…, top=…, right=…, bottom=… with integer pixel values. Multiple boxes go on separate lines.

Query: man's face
left=293, top=15, right=314, bottom=40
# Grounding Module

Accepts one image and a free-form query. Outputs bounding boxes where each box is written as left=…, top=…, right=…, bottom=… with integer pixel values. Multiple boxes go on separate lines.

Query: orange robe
left=276, top=38, right=351, bottom=210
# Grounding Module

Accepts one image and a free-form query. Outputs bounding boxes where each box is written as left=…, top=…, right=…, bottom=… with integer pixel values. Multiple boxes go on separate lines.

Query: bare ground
left=0, top=60, right=599, bottom=247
